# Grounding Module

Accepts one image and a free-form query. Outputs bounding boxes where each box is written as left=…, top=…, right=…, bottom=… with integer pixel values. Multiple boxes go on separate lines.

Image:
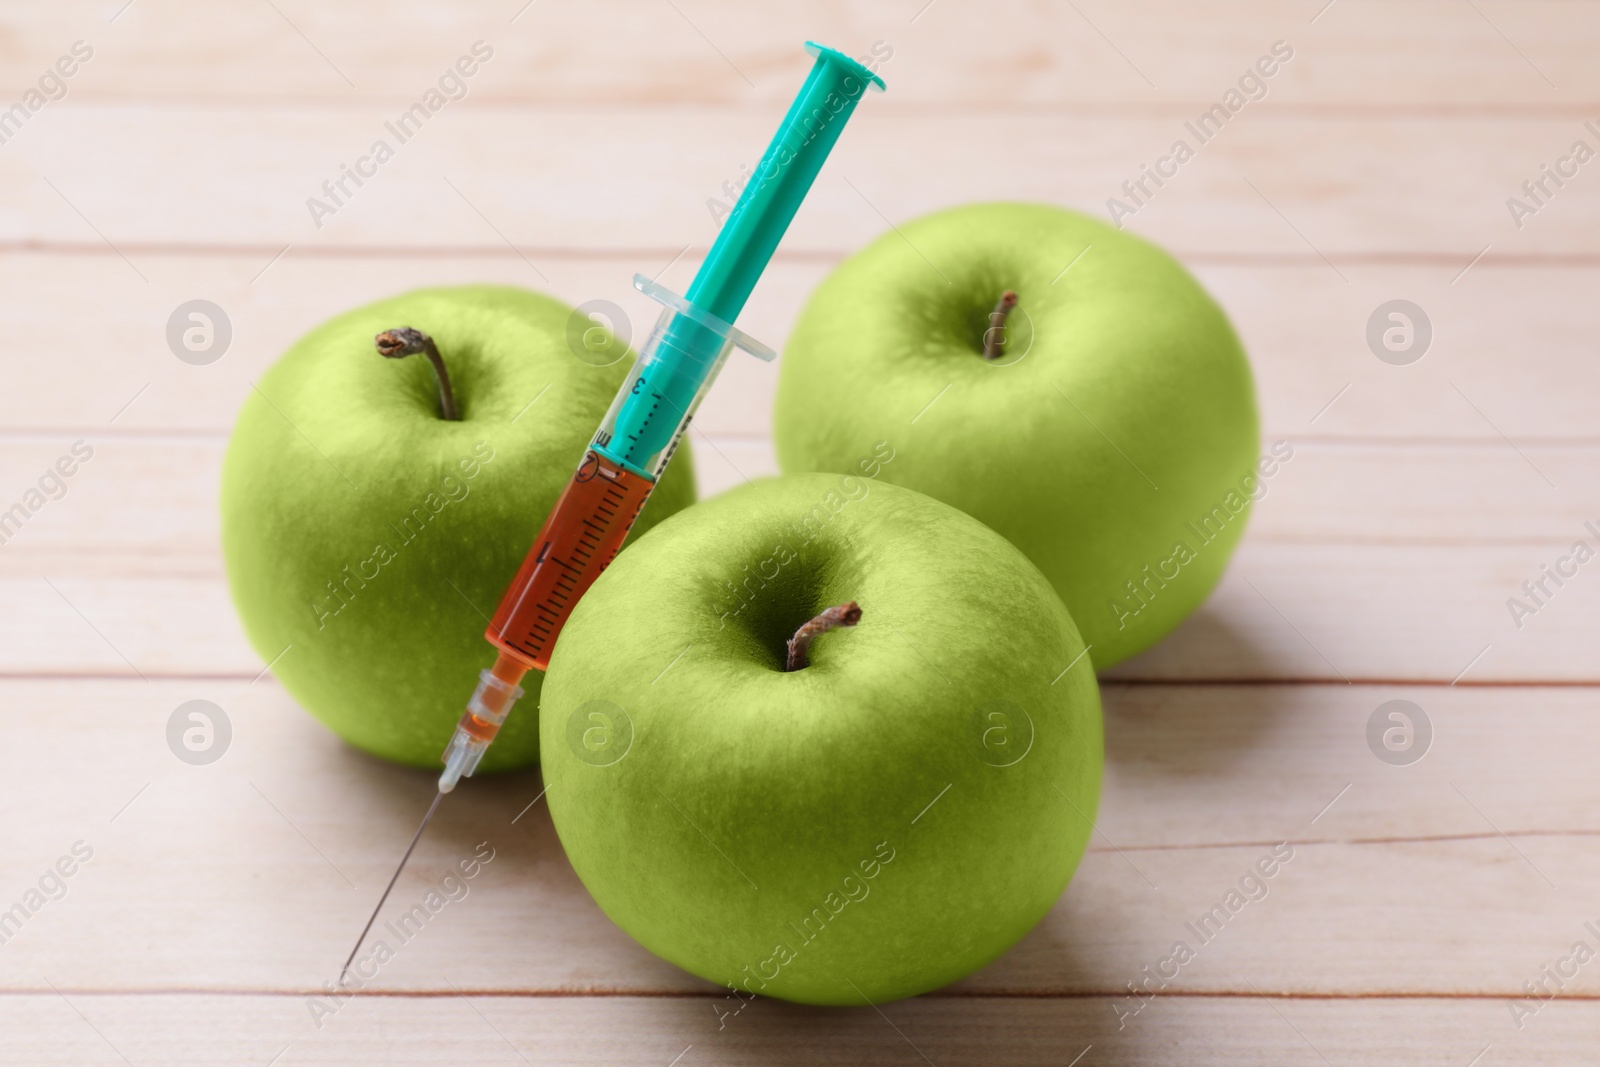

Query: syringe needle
left=339, top=789, right=444, bottom=985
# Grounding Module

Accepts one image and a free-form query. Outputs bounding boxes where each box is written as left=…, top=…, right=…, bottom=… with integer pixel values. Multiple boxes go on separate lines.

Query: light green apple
left=773, top=202, right=1261, bottom=668
left=221, top=285, right=694, bottom=770
left=540, top=474, right=1102, bottom=1005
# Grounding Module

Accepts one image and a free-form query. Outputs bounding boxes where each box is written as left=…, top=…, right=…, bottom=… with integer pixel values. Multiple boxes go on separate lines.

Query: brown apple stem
left=785, top=602, right=862, bottom=672
left=981, top=290, right=1018, bottom=361
left=375, top=327, right=459, bottom=421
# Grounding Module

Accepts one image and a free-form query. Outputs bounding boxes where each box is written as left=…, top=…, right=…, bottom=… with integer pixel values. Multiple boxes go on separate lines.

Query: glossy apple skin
left=773, top=202, right=1260, bottom=668
left=221, top=286, right=695, bottom=771
left=541, top=475, right=1102, bottom=1005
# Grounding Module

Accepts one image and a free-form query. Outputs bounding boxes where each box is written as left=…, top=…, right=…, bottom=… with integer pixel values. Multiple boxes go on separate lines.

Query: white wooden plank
left=0, top=253, right=1595, bottom=442
left=6, top=678, right=1596, bottom=857
left=0, top=535, right=1590, bottom=682
left=1103, top=541, right=1596, bottom=684
left=1, top=992, right=1585, bottom=1067
left=1096, top=682, right=1600, bottom=849
left=3, top=0, right=1592, bottom=106
left=2, top=108, right=1596, bottom=257
left=0, top=678, right=1593, bottom=997
left=1, top=437, right=1593, bottom=571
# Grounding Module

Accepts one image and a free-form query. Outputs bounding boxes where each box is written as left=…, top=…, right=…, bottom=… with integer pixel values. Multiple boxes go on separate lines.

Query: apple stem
left=784, top=602, right=862, bottom=672
left=375, top=327, right=459, bottom=421
left=981, top=290, right=1018, bottom=361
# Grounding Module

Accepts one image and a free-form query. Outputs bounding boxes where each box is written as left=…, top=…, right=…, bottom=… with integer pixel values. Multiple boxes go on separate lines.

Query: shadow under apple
left=1095, top=604, right=1312, bottom=781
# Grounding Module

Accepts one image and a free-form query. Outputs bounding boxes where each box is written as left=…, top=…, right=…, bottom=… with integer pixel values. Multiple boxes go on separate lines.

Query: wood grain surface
left=0, top=1, right=1590, bottom=1063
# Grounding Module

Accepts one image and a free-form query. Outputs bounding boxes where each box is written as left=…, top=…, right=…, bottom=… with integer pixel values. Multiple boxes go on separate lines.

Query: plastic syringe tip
left=439, top=652, right=528, bottom=792
left=438, top=732, right=480, bottom=794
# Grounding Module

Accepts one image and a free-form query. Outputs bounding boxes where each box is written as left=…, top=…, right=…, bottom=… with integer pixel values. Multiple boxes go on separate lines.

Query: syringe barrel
left=485, top=278, right=769, bottom=670
left=484, top=448, right=656, bottom=671
left=594, top=279, right=756, bottom=477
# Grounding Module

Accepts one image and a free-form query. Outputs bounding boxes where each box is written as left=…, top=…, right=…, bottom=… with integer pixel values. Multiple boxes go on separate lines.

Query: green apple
left=540, top=474, right=1102, bottom=1004
left=773, top=202, right=1260, bottom=668
left=221, top=285, right=695, bottom=771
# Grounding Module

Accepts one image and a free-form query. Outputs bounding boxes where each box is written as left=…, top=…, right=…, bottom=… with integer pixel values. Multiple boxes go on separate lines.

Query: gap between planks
left=13, top=97, right=1600, bottom=119
left=6, top=242, right=1600, bottom=270
left=12, top=429, right=1600, bottom=450
left=2, top=671, right=1595, bottom=688
left=4, top=987, right=1594, bottom=1002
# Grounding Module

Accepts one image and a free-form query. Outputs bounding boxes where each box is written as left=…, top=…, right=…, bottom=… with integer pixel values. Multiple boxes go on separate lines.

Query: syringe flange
left=631, top=274, right=776, bottom=362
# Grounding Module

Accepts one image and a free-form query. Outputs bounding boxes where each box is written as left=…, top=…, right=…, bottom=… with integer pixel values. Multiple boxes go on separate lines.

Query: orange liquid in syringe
left=486, top=449, right=655, bottom=671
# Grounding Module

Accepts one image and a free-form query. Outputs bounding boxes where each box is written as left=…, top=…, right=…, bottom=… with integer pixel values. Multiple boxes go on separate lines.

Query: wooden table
left=2, top=2, right=1594, bottom=1062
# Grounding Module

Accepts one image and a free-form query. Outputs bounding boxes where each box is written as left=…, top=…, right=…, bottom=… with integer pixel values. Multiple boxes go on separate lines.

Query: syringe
left=340, top=42, right=885, bottom=982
